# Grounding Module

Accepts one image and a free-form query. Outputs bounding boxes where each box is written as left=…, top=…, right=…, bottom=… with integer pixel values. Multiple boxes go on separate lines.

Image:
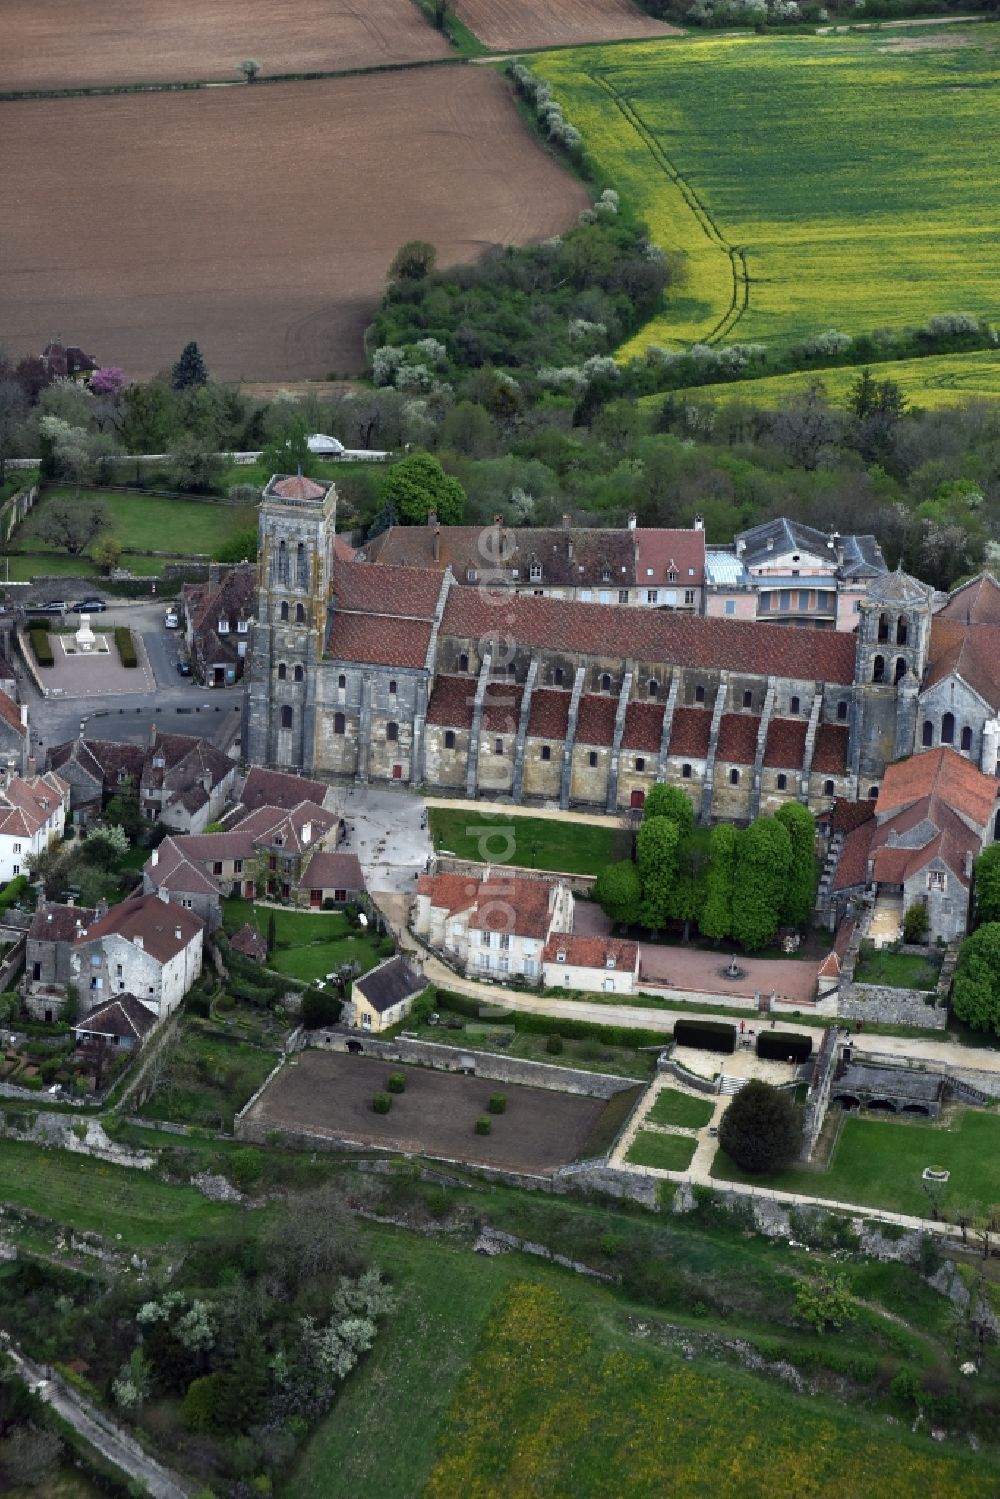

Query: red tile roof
left=829, top=798, right=876, bottom=835
left=0, top=689, right=26, bottom=739
left=936, top=573, right=1000, bottom=626
left=876, top=747, right=997, bottom=831
left=716, top=713, right=759, bottom=765
left=416, top=872, right=481, bottom=915
left=763, top=717, right=808, bottom=769
left=75, top=894, right=203, bottom=964
left=331, top=558, right=442, bottom=620
left=527, top=689, right=570, bottom=740
left=926, top=577, right=1000, bottom=709
left=667, top=708, right=712, bottom=758
left=869, top=796, right=978, bottom=888
left=481, top=683, right=523, bottom=736
left=542, top=934, right=639, bottom=971
left=426, top=676, right=476, bottom=730
left=831, top=822, right=875, bottom=892
left=469, top=877, right=555, bottom=939
left=812, top=724, right=849, bottom=774
left=621, top=701, right=665, bottom=752
left=241, top=767, right=331, bottom=814
left=575, top=694, right=617, bottom=747
left=327, top=611, right=432, bottom=669
left=441, top=589, right=856, bottom=683
left=230, top=924, right=268, bottom=961
left=272, top=474, right=326, bottom=501
left=362, top=523, right=637, bottom=588
left=634, top=528, right=706, bottom=588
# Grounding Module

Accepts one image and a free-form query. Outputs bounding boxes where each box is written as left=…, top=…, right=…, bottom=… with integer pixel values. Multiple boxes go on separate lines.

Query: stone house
left=181, top=562, right=256, bottom=688
left=541, top=934, right=640, bottom=995
left=47, top=728, right=235, bottom=833
left=0, top=771, right=70, bottom=883
left=73, top=994, right=156, bottom=1052
left=239, top=766, right=338, bottom=815
left=295, top=850, right=365, bottom=907
left=348, top=955, right=426, bottom=1033
left=412, top=870, right=573, bottom=983
left=71, top=892, right=204, bottom=1021
left=143, top=836, right=224, bottom=931
left=0, top=689, right=30, bottom=776
left=25, top=901, right=98, bottom=1021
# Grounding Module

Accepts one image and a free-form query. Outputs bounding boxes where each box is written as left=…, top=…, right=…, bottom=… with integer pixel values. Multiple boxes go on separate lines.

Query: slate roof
left=354, top=955, right=425, bottom=1014
left=667, top=708, right=712, bottom=758
left=734, top=518, right=887, bottom=579
left=866, top=568, right=934, bottom=606
left=621, top=701, right=665, bottom=753
left=75, top=994, right=156, bottom=1042
left=75, top=894, right=203, bottom=964
left=361, top=523, right=638, bottom=589
left=575, top=694, right=617, bottom=747
left=299, top=850, right=365, bottom=892
left=715, top=714, right=759, bottom=765
left=241, top=767, right=332, bottom=814
left=542, top=934, right=639, bottom=971
left=763, top=717, right=808, bottom=769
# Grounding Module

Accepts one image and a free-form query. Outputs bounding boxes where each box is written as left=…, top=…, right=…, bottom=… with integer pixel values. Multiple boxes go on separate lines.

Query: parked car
left=42, top=600, right=67, bottom=614
left=70, top=597, right=107, bottom=613
left=176, top=660, right=192, bottom=676
left=164, top=609, right=179, bottom=630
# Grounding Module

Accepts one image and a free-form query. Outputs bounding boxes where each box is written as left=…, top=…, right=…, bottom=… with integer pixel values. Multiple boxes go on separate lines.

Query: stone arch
left=896, top=616, right=909, bottom=646
left=277, top=662, right=287, bottom=681
left=280, top=706, right=293, bottom=729
left=961, top=725, right=973, bottom=752
left=867, top=1098, right=896, bottom=1113
left=294, top=665, right=304, bottom=683
left=276, top=539, right=288, bottom=584
left=877, top=612, right=890, bottom=643
left=873, top=655, right=886, bottom=684
left=334, top=712, right=345, bottom=734
left=922, top=719, right=933, bottom=747
left=901, top=1103, right=930, bottom=1116
left=894, top=657, right=907, bottom=684
left=941, top=711, right=955, bottom=745
left=296, top=541, right=308, bottom=589
left=280, top=601, right=289, bottom=622
left=833, top=1094, right=861, bottom=1111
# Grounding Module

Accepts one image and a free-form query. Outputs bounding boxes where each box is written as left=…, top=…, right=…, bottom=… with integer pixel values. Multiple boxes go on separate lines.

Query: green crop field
left=533, top=29, right=1000, bottom=358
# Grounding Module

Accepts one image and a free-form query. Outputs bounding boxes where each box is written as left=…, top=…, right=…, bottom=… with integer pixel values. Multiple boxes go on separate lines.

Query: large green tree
left=642, top=783, right=695, bottom=836
left=261, top=410, right=316, bottom=479
left=952, top=923, right=1000, bottom=1033
left=775, top=802, right=817, bottom=928
left=636, top=816, right=679, bottom=932
left=974, top=845, right=1000, bottom=927
left=382, top=451, right=465, bottom=526
left=171, top=341, right=208, bottom=392
left=593, top=859, right=642, bottom=929
left=719, top=1079, right=801, bottom=1174
left=700, top=822, right=740, bottom=942
left=731, top=816, right=791, bottom=951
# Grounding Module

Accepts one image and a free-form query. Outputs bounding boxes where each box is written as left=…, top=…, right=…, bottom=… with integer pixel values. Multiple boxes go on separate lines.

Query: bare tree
left=36, top=500, right=108, bottom=556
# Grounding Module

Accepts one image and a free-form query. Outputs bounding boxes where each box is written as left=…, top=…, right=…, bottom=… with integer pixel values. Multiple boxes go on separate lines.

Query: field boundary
left=587, top=66, right=748, bottom=344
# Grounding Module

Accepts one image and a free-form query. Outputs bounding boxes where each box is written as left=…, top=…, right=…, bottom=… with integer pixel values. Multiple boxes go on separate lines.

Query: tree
left=365, top=498, right=398, bottom=541
left=35, top=498, right=107, bottom=556
left=238, top=58, right=261, bottom=82
left=171, top=341, right=209, bottom=392
left=775, top=802, right=817, bottom=928
left=37, top=416, right=96, bottom=492
left=769, top=383, right=844, bottom=471
left=93, top=534, right=123, bottom=573
left=214, top=527, right=258, bottom=564
left=89, top=366, right=128, bottom=433
left=593, top=859, right=642, bottom=928
left=952, top=924, right=1000, bottom=1034
left=718, top=1079, right=801, bottom=1174
left=636, top=816, right=679, bottom=932
left=794, top=1272, right=853, bottom=1333
left=903, top=902, right=929, bottom=945
left=0, top=378, right=27, bottom=484
left=439, top=401, right=495, bottom=459
left=266, top=912, right=276, bottom=955
left=700, top=822, right=739, bottom=943
left=260, top=411, right=315, bottom=478
left=123, top=380, right=177, bottom=456
left=301, top=988, right=342, bottom=1028
left=104, top=779, right=143, bottom=842
left=731, top=816, right=791, bottom=951
left=169, top=433, right=225, bottom=493
left=216, top=1332, right=268, bottom=1430
left=974, top=844, right=1000, bottom=926
left=642, top=782, right=695, bottom=836
left=382, top=451, right=465, bottom=526
left=387, top=240, right=437, bottom=283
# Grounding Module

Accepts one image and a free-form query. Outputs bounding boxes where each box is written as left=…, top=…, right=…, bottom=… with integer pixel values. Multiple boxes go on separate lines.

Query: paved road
left=341, top=784, right=434, bottom=894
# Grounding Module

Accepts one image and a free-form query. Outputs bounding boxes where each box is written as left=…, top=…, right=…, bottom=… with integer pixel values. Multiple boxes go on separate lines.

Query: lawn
left=421, top=1279, right=999, bottom=1498
left=13, top=488, right=256, bottom=564
left=427, top=807, right=628, bottom=876
left=625, top=1129, right=697, bottom=1171
left=854, top=944, right=941, bottom=992
left=532, top=30, right=1000, bottom=357
left=223, top=897, right=388, bottom=984
left=646, top=1085, right=714, bottom=1129
left=410, top=1011, right=657, bottom=1080
left=136, top=1021, right=279, bottom=1129
left=712, top=1107, right=1000, bottom=1218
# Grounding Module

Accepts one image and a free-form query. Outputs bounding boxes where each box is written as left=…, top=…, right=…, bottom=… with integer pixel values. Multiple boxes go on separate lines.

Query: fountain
left=717, top=953, right=748, bottom=982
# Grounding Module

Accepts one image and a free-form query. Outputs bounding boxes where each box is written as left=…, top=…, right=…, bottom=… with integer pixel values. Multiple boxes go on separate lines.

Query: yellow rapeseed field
left=532, top=30, right=1000, bottom=359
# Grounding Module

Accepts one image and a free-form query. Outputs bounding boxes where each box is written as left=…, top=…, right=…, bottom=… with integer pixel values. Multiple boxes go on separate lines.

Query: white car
left=164, top=610, right=179, bottom=630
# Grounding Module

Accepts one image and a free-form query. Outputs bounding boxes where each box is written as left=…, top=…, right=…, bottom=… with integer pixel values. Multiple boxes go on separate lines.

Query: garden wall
left=434, top=853, right=597, bottom=896
left=0, top=1108, right=153, bottom=1168
left=837, top=982, right=947, bottom=1030
left=304, top=1031, right=635, bottom=1099
left=799, top=1025, right=839, bottom=1162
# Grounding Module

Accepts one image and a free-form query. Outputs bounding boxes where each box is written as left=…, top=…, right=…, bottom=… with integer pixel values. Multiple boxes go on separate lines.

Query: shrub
left=475, top=1116, right=492, bottom=1135
left=718, top=1079, right=801, bottom=1173
left=29, top=627, right=53, bottom=667
left=488, top=1092, right=507, bottom=1114
left=230, top=1148, right=263, bottom=1187
left=372, top=1092, right=392, bottom=1114
left=546, top=1033, right=564, bottom=1055
left=674, top=1018, right=736, bottom=1055
left=387, top=1073, right=406, bottom=1094
left=756, top=1031, right=812, bottom=1064
left=0, top=875, right=29, bottom=910
left=903, top=903, right=929, bottom=944
left=183, top=1372, right=223, bottom=1431
left=300, top=988, right=342, bottom=1028
left=114, top=626, right=138, bottom=668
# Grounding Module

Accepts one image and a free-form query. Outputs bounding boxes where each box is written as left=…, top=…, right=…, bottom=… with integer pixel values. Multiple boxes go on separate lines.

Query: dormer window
left=601, top=568, right=611, bottom=582
left=152, top=756, right=165, bottom=770
left=466, top=568, right=478, bottom=583
left=556, top=948, right=566, bottom=963
left=605, top=956, right=616, bottom=969
left=530, top=562, right=542, bottom=581
left=667, top=569, right=678, bottom=583
left=237, top=619, right=249, bottom=633
left=218, top=617, right=229, bottom=634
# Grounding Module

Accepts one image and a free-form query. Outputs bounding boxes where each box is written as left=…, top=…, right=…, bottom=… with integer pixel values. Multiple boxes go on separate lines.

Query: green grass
left=854, top=945, right=941, bottom=992
left=625, top=1129, right=697, bottom=1171
left=223, top=898, right=387, bottom=983
left=532, top=30, right=1000, bottom=358
left=137, top=1022, right=278, bottom=1129
left=712, top=1107, right=1000, bottom=1217
left=646, top=1085, right=714, bottom=1129
left=427, top=807, right=628, bottom=875
left=410, top=1014, right=657, bottom=1079
left=13, top=488, right=256, bottom=564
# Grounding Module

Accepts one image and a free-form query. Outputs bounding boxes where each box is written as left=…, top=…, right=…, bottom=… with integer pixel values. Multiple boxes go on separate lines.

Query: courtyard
left=241, top=1049, right=614, bottom=1173
left=23, top=623, right=155, bottom=698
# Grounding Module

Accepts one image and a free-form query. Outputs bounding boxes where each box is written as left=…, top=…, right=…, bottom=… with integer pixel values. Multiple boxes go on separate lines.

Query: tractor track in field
left=587, top=68, right=749, bottom=346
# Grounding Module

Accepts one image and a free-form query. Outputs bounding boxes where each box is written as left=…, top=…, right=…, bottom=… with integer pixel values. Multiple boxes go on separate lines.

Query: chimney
left=96, top=901, right=108, bottom=920
left=433, top=525, right=441, bottom=564
left=174, top=925, right=182, bottom=942
left=426, top=509, right=438, bottom=528
left=134, top=935, right=144, bottom=951
left=148, top=722, right=158, bottom=750
left=627, top=512, right=637, bottom=532
left=46, top=911, right=53, bottom=923
left=19, top=705, right=28, bottom=728
left=67, top=896, right=74, bottom=909
left=694, top=513, right=704, bottom=532
left=208, top=561, right=221, bottom=588
left=151, top=847, right=159, bottom=867
left=158, top=885, right=170, bottom=904
left=562, top=511, right=571, bottom=530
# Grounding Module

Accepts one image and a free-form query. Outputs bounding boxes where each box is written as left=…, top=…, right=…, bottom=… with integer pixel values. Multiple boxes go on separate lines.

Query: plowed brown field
left=0, top=70, right=588, bottom=382
left=2, top=0, right=449, bottom=92
left=457, top=0, right=679, bottom=51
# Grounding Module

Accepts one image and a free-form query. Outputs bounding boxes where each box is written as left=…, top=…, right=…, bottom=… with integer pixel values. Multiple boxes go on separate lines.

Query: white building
left=71, top=892, right=204, bottom=1021
left=0, top=772, right=70, bottom=883
left=412, top=869, right=573, bottom=982
left=541, top=934, right=640, bottom=995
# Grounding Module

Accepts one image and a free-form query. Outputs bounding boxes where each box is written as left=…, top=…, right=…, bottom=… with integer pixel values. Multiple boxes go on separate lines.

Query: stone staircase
left=718, top=1074, right=748, bottom=1097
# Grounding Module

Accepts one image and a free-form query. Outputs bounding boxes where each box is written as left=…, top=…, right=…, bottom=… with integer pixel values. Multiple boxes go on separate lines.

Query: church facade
left=244, top=477, right=996, bottom=820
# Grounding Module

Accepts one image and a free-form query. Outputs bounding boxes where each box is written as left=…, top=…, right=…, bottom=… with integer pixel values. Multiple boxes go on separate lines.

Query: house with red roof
left=412, top=868, right=573, bottom=982
left=0, top=771, right=69, bottom=883
left=541, top=934, right=640, bottom=995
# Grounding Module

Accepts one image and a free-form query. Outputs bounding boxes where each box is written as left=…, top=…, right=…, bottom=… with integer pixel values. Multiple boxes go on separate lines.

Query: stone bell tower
left=854, top=567, right=934, bottom=775
left=243, top=473, right=337, bottom=771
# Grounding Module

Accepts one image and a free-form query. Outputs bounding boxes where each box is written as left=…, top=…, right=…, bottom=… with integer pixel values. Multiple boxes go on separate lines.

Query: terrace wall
left=838, top=982, right=947, bottom=1030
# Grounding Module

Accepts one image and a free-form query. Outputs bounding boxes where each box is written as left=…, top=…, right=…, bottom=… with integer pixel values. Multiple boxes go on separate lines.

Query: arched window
left=444, top=730, right=455, bottom=749
left=824, top=779, right=834, bottom=796
left=600, top=673, right=611, bottom=692
left=894, top=657, right=907, bottom=684
left=941, top=711, right=955, bottom=745
left=922, top=720, right=933, bottom=747
left=338, top=673, right=346, bottom=689
left=961, top=725, right=973, bottom=752
left=386, top=721, right=398, bottom=743
left=729, top=768, right=740, bottom=786
left=389, top=679, right=397, bottom=696
left=294, top=665, right=304, bottom=683
left=334, top=712, right=345, bottom=735
left=296, top=541, right=308, bottom=589
left=280, top=706, right=293, bottom=729
left=868, top=785, right=879, bottom=799
left=837, top=700, right=848, bottom=721
left=459, top=653, right=469, bottom=672
left=280, top=601, right=289, bottom=622
left=742, top=689, right=752, bottom=709
left=777, top=773, right=787, bottom=791
left=682, top=763, right=692, bottom=780
left=295, top=603, right=305, bottom=624
left=648, top=679, right=658, bottom=698
left=896, top=616, right=908, bottom=646
left=790, top=696, right=800, bottom=715
left=872, top=655, right=885, bottom=684
left=877, top=612, right=890, bottom=643
left=277, top=539, right=288, bottom=585
left=277, top=663, right=287, bottom=681
left=695, top=685, right=705, bottom=704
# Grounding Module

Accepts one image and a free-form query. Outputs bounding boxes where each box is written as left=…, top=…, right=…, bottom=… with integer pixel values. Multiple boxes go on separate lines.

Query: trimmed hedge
left=29, top=627, right=53, bottom=667
left=673, top=1018, right=736, bottom=1055
left=114, top=626, right=138, bottom=667
left=434, top=988, right=667, bottom=1050
left=757, top=1030, right=813, bottom=1064
left=372, top=1092, right=392, bottom=1114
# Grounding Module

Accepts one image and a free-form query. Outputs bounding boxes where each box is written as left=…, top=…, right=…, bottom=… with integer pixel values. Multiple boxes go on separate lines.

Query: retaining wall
left=433, top=854, right=597, bottom=896
left=0, top=1107, right=153, bottom=1168
left=838, top=982, right=947, bottom=1030
left=799, top=1025, right=839, bottom=1161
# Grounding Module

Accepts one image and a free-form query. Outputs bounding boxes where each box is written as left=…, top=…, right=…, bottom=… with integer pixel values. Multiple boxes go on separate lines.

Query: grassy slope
left=427, top=807, right=628, bottom=875
left=533, top=29, right=1000, bottom=356
left=713, top=1108, right=1000, bottom=1216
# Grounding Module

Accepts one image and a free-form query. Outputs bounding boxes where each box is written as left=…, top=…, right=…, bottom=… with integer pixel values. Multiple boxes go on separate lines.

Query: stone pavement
left=423, top=795, right=628, bottom=829
left=640, top=943, right=820, bottom=1005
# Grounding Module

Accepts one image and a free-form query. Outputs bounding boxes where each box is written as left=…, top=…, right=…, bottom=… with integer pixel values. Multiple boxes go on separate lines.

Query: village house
left=0, top=689, right=30, bottom=776
left=411, top=869, right=573, bottom=982
left=142, top=836, right=224, bottom=931
left=181, top=561, right=256, bottom=688
left=73, top=993, right=157, bottom=1053
left=541, top=934, right=640, bottom=995
left=47, top=728, right=235, bottom=832
left=348, top=954, right=426, bottom=1033
left=238, top=765, right=339, bottom=816
left=0, top=771, right=70, bottom=883
left=25, top=901, right=98, bottom=1021
left=70, top=892, right=204, bottom=1021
